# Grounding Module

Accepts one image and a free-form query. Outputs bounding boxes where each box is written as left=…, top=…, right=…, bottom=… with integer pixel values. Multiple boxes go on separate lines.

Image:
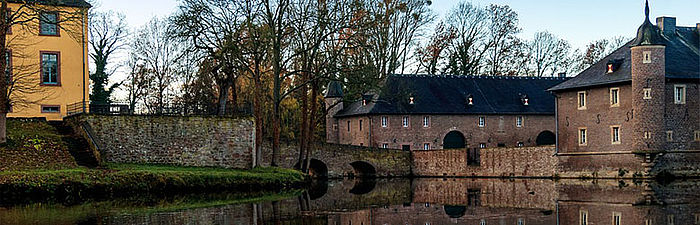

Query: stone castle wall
left=67, top=115, right=255, bottom=169
left=412, top=146, right=558, bottom=177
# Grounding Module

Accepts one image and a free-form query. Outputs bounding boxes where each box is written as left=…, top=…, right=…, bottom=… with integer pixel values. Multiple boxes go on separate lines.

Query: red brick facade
left=327, top=114, right=555, bottom=150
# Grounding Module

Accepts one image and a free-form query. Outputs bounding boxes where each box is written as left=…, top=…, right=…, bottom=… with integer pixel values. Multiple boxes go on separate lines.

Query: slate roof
left=8, top=0, right=91, bottom=8
left=549, top=25, right=699, bottom=92
left=334, top=74, right=568, bottom=118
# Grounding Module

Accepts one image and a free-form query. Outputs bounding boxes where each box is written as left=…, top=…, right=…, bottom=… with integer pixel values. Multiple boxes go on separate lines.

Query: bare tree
left=131, top=17, right=186, bottom=114
left=122, top=52, right=149, bottom=114
left=415, top=22, right=454, bottom=75
left=89, top=10, right=127, bottom=105
left=485, top=4, right=520, bottom=76
left=443, top=1, right=490, bottom=75
left=170, top=0, right=246, bottom=116
left=0, top=0, right=89, bottom=143
left=528, top=31, right=572, bottom=77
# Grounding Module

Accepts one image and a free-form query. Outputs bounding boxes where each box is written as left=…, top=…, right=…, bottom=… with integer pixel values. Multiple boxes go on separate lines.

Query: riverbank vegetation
left=0, top=164, right=307, bottom=204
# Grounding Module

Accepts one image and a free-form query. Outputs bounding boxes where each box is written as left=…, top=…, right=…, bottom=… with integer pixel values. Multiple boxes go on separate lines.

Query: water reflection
left=1, top=178, right=699, bottom=224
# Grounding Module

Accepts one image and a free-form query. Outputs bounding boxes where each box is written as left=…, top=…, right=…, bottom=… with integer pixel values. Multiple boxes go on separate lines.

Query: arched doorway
left=536, top=130, right=556, bottom=146
left=444, top=205, right=467, bottom=218
left=349, top=161, right=377, bottom=178
left=443, top=131, right=466, bottom=149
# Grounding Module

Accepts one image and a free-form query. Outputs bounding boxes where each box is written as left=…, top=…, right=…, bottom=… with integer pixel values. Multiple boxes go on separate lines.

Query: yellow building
left=6, top=0, right=90, bottom=121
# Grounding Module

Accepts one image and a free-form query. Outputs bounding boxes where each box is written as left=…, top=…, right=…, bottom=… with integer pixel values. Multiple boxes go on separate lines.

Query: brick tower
left=630, top=0, right=666, bottom=152
left=324, top=81, right=344, bottom=144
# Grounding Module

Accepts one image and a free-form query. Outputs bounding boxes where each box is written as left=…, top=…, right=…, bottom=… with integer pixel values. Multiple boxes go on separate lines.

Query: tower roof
left=631, top=0, right=666, bottom=46
left=324, top=81, right=344, bottom=98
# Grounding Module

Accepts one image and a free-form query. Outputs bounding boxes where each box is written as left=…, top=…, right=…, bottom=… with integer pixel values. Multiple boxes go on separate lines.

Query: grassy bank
left=0, top=119, right=77, bottom=171
left=0, top=163, right=308, bottom=204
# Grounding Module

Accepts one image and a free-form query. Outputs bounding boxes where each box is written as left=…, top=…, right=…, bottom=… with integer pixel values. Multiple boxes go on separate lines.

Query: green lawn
left=0, top=163, right=308, bottom=204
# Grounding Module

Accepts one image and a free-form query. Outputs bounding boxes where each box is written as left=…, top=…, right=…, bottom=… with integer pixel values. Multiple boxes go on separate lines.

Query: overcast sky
left=95, top=0, right=700, bottom=50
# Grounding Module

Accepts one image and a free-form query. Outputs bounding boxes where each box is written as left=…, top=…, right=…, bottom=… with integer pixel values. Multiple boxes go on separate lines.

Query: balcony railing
left=66, top=101, right=252, bottom=117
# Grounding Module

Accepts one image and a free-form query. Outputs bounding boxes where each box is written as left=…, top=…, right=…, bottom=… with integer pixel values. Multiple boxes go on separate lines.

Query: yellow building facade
left=6, top=1, right=90, bottom=121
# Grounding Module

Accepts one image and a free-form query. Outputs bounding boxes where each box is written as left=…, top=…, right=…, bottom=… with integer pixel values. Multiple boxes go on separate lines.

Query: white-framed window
left=643, top=51, right=651, bottom=63
left=643, top=88, right=652, bottom=99
left=423, top=143, right=430, bottom=150
left=644, top=131, right=652, bottom=139
left=612, top=212, right=622, bottom=225
left=517, top=218, right=524, bottom=225
left=695, top=130, right=700, bottom=142
left=580, top=210, right=588, bottom=225
left=381, top=116, right=388, bottom=127
left=578, top=91, right=587, bottom=110
left=382, top=143, right=389, bottom=149
left=667, top=131, right=673, bottom=142
left=423, top=116, right=430, bottom=127
left=402, top=116, right=409, bottom=128
left=611, top=126, right=621, bottom=144
left=479, top=143, right=486, bottom=149
left=516, top=116, right=523, bottom=128
left=674, top=84, right=686, bottom=104
left=517, top=142, right=524, bottom=147
left=667, top=214, right=674, bottom=225
left=695, top=213, right=700, bottom=224
left=332, top=122, right=338, bottom=131
left=480, top=219, right=486, bottom=225
left=478, top=116, right=485, bottom=127
left=579, top=128, right=587, bottom=146
left=359, top=119, right=363, bottom=131
left=610, top=87, right=620, bottom=107
left=645, top=219, right=652, bottom=225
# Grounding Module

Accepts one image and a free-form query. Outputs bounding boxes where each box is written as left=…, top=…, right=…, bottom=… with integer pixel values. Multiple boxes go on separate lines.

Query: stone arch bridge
left=265, top=143, right=412, bottom=178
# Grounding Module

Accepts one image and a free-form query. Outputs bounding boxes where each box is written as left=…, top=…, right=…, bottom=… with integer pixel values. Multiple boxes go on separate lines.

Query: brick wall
left=556, top=84, right=635, bottom=153
left=664, top=82, right=700, bottom=150
left=335, top=114, right=555, bottom=150
left=67, top=115, right=255, bottom=169
left=412, top=146, right=558, bottom=177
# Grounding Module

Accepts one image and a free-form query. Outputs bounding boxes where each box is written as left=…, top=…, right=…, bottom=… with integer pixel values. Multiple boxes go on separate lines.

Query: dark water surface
left=1, top=178, right=699, bottom=225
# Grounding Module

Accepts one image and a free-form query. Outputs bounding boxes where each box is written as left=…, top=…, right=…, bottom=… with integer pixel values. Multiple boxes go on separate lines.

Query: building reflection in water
left=1, top=178, right=699, bottom=225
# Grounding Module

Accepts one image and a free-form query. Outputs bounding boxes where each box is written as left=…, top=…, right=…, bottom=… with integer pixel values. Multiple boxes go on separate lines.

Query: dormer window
left=467, top=94, right=474, bottom=106
left=606, top=58, right=624, bottom=74
left=362, top=99, right=367, bottom=106
left=409, top=96, right=415, bottom=105
left=520, top=94, right=529, bottom=106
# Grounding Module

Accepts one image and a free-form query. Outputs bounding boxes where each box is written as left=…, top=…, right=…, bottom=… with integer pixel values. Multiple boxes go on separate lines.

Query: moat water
left=1, top=178, right=699, bottom=225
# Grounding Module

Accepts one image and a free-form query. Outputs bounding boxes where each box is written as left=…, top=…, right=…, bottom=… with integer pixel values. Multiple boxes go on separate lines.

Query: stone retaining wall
left=66, top=115, right=255, bottom=169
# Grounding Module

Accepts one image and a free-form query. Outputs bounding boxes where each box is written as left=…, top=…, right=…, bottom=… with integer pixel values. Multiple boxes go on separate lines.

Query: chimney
left=656, top=17, right=676, bottom=36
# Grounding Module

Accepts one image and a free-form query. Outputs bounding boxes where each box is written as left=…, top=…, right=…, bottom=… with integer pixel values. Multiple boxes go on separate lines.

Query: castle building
left=325, top=75, right=567, bottom=150
left=548, top=1, right=699, bottom=174
left=5, top=0, right=91, bottom=121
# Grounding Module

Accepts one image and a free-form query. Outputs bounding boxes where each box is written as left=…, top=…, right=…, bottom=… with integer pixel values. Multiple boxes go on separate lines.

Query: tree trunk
left=298, top=79, right=308, bottom=171
left=304, top=80, right=319, bottom=172
left=217, top=81, right=228, bottom=116
left=253, top=74, right=263, bottom=167
left=0, top=1, right=8, bottom=144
